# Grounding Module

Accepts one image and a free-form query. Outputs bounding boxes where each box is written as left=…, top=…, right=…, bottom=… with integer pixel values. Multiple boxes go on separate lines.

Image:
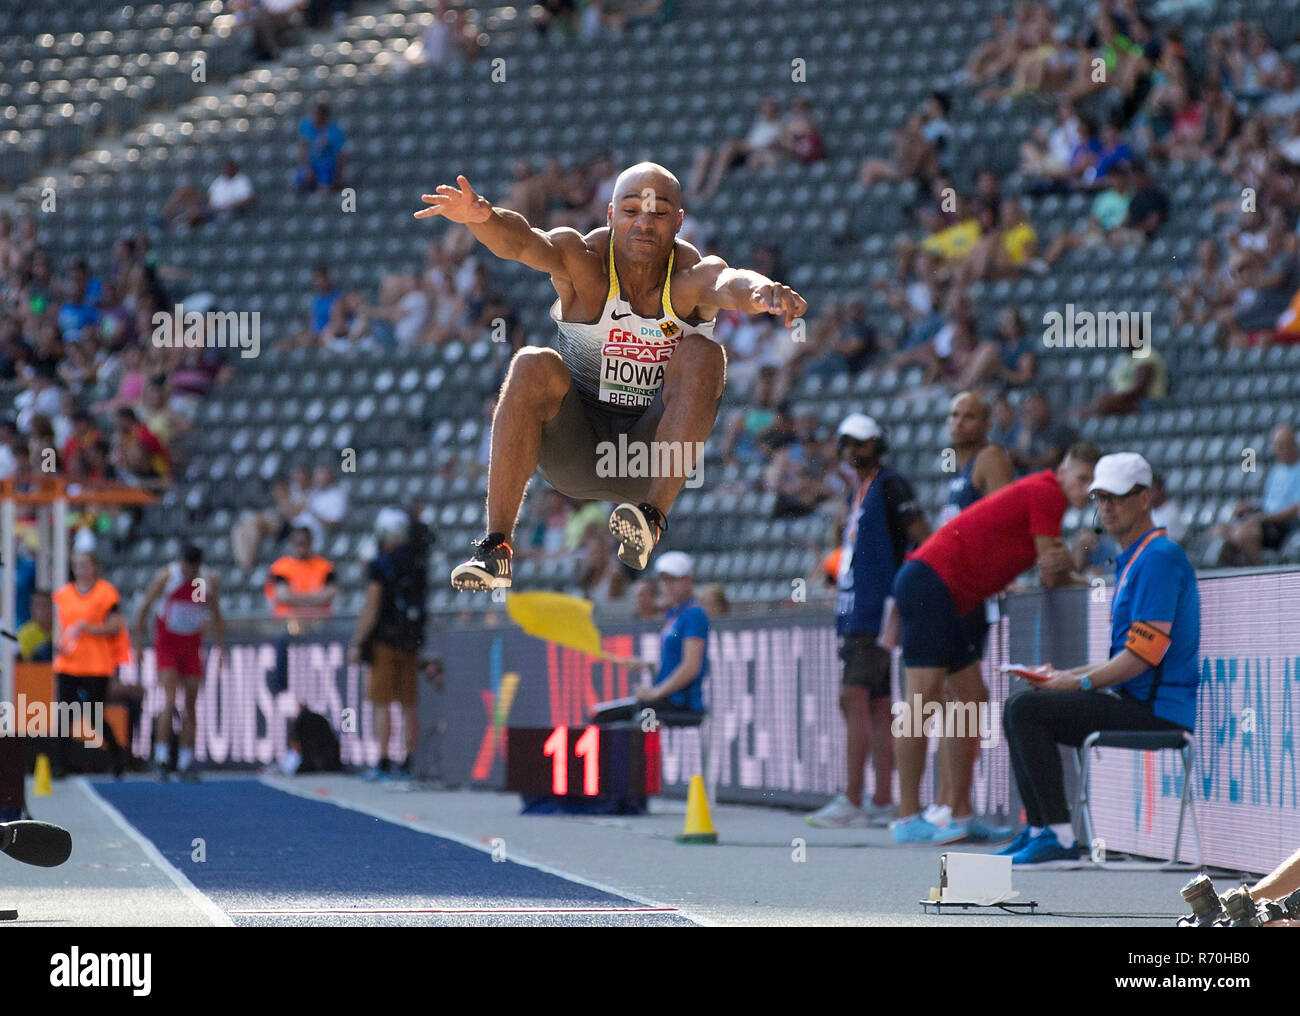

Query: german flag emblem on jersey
left=659, top=320, right=679, bottom=338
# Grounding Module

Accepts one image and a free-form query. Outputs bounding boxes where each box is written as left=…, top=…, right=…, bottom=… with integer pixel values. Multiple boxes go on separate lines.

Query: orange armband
left=1125, top=621, right=1171, bottom=667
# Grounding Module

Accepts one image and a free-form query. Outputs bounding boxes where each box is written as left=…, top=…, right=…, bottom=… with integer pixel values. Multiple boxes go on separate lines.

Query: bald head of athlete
left=606, top=162, right=684, bottom=266
left=946, top=391, right=990, bottom=450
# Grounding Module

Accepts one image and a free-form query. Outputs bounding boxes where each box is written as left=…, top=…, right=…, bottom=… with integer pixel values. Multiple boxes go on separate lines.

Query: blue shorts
left=891, top=559, right=988, bottom=673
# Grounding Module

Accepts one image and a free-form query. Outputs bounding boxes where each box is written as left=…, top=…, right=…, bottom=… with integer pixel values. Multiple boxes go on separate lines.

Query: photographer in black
left=349, top=506, right=431, bottom=781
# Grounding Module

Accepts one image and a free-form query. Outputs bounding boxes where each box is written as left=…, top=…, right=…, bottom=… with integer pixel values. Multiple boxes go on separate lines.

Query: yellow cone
left=676, top=774, right=717, bottom=844
left=33, top=753, right=53, bottom=796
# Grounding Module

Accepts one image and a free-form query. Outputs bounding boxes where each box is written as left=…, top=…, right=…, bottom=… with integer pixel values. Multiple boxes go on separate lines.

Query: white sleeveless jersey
left=550, top=235, right=716, bottom=415
left=155, top=562, right=212, bottom=636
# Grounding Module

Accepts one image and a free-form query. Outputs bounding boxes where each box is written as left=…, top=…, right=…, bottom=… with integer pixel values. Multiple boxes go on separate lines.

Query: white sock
left=1028, top=825, right=1044, bottom=836
left=924, top=804, right=952, bottom=826
left=1049, top=823, right=1075, bottom=846
left=178, top=747, right=194, bottom=770
left=154, top=742, right=168, bottom=764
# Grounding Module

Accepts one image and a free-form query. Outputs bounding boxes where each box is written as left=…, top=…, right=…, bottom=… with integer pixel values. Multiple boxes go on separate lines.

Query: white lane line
left=259, top=776, right=715, bottom=926
left=77, top=778, right=234, bottom=928
left=228, top=906, right=679, bottom=916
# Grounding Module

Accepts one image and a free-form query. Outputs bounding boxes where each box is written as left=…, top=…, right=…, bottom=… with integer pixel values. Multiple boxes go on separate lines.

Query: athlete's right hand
left=414, top=175, right=493, bottom=223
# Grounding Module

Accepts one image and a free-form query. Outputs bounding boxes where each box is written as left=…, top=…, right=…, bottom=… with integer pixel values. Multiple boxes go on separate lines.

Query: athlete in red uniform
left=135, top=545, right=226, bottom=781
left=889, top=444, right=1099, bottom=844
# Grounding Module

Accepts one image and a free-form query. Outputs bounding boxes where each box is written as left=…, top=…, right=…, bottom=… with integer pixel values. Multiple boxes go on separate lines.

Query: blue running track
left=91, top=779, right=693, bottom=926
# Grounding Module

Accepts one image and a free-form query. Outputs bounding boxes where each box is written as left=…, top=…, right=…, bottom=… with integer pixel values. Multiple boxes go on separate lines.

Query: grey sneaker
left=864, top=801, right=897, bottom=827
left=806, top=794, right=869, bottom=828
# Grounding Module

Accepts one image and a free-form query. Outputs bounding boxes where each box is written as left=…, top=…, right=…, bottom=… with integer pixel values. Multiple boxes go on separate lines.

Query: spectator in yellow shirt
left=954, top=200, right=1040, bottom=286
left=17, top=589, right=53, bottom=661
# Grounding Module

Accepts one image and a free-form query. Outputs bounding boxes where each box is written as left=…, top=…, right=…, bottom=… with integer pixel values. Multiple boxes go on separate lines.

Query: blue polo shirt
left=659, top=597, right=708, bottom=712
left=1108, top=528, right=1200, bottom=730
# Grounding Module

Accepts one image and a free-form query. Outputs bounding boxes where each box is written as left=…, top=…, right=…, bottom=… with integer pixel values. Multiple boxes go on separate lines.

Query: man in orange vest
left=51, top=551, right=132, bottom=778
left=265, top=526, right=337, bottom=698
left=264, top=527, right=337, bottom=617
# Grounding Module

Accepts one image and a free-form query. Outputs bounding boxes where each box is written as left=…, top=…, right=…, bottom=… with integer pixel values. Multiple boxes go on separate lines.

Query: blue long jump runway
left=90, top=780, right=693, bottom=926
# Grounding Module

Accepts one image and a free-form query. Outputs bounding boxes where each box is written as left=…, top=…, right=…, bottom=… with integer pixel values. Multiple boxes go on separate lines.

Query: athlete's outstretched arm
left=414, top=174, right=584, bottom=276
left=677, top=255, right=808, bottom=327
left=134, top=566, right=170, bottom=645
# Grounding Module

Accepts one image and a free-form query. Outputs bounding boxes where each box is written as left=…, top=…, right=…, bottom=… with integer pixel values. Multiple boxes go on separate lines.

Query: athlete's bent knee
left=665, top=333, right=726, bottom=397
left=503, top=346, right=570, bottom=407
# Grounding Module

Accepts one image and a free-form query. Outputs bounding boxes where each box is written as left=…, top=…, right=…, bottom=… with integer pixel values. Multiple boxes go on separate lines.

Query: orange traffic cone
left=33, top=753, right=53, bottom=796
left=676, top=773, right=717, bottom=844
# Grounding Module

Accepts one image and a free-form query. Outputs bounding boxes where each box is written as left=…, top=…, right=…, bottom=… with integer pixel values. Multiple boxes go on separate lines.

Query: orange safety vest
left=264, top=555, right=335, bottom=617
left=52, top=578, right=132, bottom=677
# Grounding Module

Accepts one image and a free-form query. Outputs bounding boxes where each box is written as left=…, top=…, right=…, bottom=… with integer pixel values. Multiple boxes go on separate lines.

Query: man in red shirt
left=890, top=442, right=1100, bottom=844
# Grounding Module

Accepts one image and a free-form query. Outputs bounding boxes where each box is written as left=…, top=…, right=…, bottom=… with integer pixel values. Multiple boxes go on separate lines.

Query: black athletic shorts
left=838, top=634, right=892, bottom=700
left=892, top=559, right=989, bottom=673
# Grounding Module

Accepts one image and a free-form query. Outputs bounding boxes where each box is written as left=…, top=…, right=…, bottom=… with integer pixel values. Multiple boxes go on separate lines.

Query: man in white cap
left=807, top=414, right=929, bottom=828
left=350, top=507, right=430, bottom=780
left=627, top=550, right=710, bottom=717
left=999, top=452, right=1201, bottom=865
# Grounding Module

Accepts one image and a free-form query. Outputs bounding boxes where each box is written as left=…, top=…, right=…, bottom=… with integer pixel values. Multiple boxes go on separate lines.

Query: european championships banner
left=121, top=588, right=1089, bottom=819
left=118, top=576, right=1296, bottom=872
left=1087, top=571, right=1300, bottom=875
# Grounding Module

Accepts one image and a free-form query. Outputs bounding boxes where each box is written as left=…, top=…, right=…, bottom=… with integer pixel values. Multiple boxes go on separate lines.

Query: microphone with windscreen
left=0, top=820, right=73, bottom=867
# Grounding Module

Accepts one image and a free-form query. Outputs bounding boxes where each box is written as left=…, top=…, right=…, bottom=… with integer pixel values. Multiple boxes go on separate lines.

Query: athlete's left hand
left=634, top=684, right=660, bottom=702
left=749, top=283, right=807, bottom=328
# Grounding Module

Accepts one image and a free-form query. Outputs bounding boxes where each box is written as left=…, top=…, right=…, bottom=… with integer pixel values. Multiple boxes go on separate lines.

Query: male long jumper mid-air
left=415, top=162, right=807, bottom=589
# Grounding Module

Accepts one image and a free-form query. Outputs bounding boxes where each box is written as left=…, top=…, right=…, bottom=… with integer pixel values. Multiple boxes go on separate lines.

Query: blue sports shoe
left=966, top=817, right=1016, bottom=843
left=892, top=814, right=943, bottom=844
left=994, top=827, right=1034, bottom=856
left=929, top=819, right=969, bottom=845
left=1010, top=828, right=1082, bottom=866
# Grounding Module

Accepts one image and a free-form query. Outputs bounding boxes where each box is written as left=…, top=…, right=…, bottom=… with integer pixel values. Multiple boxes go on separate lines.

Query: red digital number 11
left=543, top=725, right=600, bottom=796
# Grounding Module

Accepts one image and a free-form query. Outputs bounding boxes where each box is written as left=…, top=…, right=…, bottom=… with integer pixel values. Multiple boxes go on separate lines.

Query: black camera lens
left=1222, top=887, right=1261, bottom=928
left=1179, top=875, right=1225, bottom=927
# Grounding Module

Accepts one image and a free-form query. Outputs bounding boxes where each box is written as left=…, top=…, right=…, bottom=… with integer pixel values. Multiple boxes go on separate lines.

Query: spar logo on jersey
left=603, top=341, right=676, bottom=363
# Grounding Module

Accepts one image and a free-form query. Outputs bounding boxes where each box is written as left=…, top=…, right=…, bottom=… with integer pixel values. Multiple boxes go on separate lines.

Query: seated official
left=1001, top=453, right=1201, bottom=866
left=595, top=551, right=708, bottom=724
